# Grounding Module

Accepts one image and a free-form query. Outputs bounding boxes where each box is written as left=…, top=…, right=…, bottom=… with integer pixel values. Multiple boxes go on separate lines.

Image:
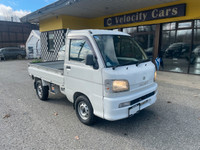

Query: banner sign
left=104, top=4, right=186, bottom=27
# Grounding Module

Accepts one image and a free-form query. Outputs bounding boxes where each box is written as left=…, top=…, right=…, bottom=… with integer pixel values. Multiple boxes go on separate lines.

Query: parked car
left=0, top=47, right=26, bottom=60
left=192, top=45, right=200, bottom=57
left=164, top=42, right=190, bottom=58
left=57, top=45, right=65, bottom=60
left=188, top=45, right=200, bottom=64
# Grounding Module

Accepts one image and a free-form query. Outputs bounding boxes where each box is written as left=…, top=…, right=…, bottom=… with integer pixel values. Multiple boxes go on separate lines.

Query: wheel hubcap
left=78, top=102, right=89, bottom=120
left=37, top=85, right=43, bottom=98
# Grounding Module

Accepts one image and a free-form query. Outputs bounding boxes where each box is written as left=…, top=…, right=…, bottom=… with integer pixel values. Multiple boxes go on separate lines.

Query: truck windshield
left=94, top=35, right=148, bottom=67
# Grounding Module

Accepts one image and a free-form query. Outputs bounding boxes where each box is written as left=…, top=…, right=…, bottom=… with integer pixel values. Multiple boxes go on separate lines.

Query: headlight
left=105, top=80, right=129, bottom=93
left=112, top=80, right=129, bottom=92
left=154, top=71, right=157, bottom=81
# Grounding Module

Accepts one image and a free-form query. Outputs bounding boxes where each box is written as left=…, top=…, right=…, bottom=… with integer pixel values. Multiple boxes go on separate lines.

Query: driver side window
left=69, top=39, right=93, bottom=63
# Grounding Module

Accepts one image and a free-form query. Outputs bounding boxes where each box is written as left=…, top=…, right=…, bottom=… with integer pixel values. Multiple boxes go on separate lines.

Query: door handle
left=66, top=66, right=71, bottom=69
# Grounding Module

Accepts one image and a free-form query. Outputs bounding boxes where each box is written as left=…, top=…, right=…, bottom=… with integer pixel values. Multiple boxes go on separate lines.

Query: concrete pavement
left=0, top=60, right=200, bottom=150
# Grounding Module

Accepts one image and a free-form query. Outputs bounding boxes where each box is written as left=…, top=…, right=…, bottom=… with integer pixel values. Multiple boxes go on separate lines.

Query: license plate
left=140, top=99, right=149, bottom=105
left=129, top=105, right=139, bottom=116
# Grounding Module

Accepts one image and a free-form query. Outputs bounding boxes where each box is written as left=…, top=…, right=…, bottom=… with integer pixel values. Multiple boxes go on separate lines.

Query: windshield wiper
left=136, top=58, right=150, bottom=67
left=112, top=61, right=136, bottom=70
left=112, top=64, right=122, bottom=70
left=112, top=59, right=150, bottom=70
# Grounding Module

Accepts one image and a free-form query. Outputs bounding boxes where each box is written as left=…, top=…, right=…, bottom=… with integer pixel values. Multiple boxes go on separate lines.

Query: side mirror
left=86, top=54, right=94, bottom=66
left=85, top=54, right=99, bottom=69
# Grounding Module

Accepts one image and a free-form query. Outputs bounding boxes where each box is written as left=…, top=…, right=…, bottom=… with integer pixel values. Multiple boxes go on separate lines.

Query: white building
left=26, top=30, right=41, bottom=59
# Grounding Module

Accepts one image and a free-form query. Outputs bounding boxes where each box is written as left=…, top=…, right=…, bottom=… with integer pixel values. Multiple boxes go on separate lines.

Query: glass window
left=48, top=32, right=54, bottom=51
left=94, top=35, right=148, bottom=67
left=123, top=25, right=156, bottom=60
left=161, top=31, right=176, bottom=51
left=69, top=39, right=93, bottom=63
left=178, top=22, right=192, bottom=29
left=138, top=26, right=147, bottom=32
left=193, top=29, right=200, bottom=46
left=171, top=23, right=176, bottom=30
left=160, top=21, right=200, bottom=74
left=189, top=29, right=200, bottom=74
left=176, top=29, right=192, bottom=43
left=138, top=25, right=156, bottom=32
left=195, top=20, right=200, bottom=28
left=163, top=22, right=176, bottom=30
left=123, top=27, right=137, bottom=34
left=28, top=47, right=33, bottom=54
left=163, top=23, right=170, bottom=30
left=134, top=34, right=154, bottom=60
left=161, top=27, right=192, bottom=73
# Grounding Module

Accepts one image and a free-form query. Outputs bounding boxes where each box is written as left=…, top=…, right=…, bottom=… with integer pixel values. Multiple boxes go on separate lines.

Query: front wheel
left=35, top=80, right=49, bottom=100
left=75, top=96, right=95, bottom=125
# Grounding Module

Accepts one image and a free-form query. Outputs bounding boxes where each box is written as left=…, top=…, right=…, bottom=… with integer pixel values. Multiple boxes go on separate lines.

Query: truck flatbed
left=30, top=60, right=64, bottom=71
left=28, top=61, right=64, bottom=86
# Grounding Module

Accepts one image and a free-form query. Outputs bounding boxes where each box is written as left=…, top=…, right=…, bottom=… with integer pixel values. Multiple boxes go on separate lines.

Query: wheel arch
left=34, top=78, right=49, bottom=90
left=73, top=92, right=91, bottom=109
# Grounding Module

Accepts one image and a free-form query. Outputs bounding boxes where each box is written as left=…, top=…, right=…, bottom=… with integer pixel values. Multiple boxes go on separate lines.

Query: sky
left=0, top=0, right=58, bottom=22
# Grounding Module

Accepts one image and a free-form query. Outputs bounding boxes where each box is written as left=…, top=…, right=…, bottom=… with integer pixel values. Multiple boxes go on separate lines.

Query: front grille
left=130, top=91, right=155, bottom=105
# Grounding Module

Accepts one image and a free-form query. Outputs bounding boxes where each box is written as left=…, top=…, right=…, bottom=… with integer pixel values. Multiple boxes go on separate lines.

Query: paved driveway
left=0, top=60, right=200, bottom=150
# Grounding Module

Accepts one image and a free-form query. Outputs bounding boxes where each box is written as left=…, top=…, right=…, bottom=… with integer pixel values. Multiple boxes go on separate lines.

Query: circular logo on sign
left=107, top=18, right=112, bottom=26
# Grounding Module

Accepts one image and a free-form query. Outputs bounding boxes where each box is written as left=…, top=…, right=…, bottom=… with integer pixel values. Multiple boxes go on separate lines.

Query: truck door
left=64, top=36, right=103, bottom=118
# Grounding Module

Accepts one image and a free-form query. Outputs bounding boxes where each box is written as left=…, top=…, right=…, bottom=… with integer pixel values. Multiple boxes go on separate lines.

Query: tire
left=17, top=55, right=22, bottom=60
left=75, top=95, right=95, bottom=125
left=1, top=56, right=5, bottom=61
left=35, top=80, right=49, bottom=100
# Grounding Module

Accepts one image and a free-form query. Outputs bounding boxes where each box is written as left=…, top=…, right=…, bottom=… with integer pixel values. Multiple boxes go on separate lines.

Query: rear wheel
left=75, top=95, right=95, bottom=125
left=35, top=80, right=49, bottom=100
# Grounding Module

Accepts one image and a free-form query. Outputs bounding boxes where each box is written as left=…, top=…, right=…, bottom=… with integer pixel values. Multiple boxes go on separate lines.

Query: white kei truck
left=28, top=29, right=158, bottom=125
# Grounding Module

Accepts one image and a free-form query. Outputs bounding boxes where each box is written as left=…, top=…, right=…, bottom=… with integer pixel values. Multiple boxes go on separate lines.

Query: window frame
left=47, top=31, right=55, bottom=52
left=68, top=36, right=96, bottom=64
left=93, top=35, right=148, bottom=68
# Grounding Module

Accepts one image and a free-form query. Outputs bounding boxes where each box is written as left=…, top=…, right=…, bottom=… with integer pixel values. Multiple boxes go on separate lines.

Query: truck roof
left=68, top=29, right=130, bottom=36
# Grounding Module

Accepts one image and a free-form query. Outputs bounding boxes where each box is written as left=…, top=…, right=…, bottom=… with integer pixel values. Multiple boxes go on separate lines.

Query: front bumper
left=103, top=83, right=158, bottom=121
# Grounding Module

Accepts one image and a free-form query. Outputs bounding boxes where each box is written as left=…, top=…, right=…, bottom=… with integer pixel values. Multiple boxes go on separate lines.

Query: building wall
left=41, top=30, right=65, bottom=61
left=39, top=0, right=200, bottom=32
left=0, top=21, right=38, bottom=48
left=39, top=16, right=63, bottom=33
left=38, top=0, right=200, bottom=75
left=61, top=15, right=92, bottom=30
left=92, top=0, right=200, bottom=29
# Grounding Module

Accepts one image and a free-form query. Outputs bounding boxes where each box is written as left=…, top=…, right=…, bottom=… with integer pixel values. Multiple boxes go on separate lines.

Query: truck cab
left=28, top=29, right=157, bottom=125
